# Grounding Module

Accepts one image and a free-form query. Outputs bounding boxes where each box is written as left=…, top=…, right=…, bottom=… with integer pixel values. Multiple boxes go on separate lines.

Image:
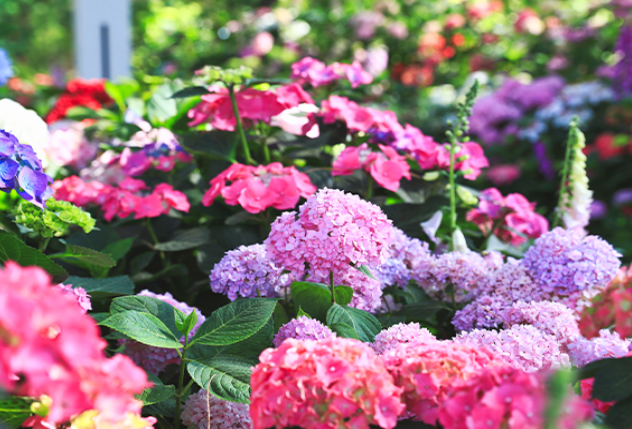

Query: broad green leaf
left=101, top=238, right=135, bottom=262
left=328, top=322, right=360, bottom=340
left=333, top=285, right=353, bottom=305
left=143, top=398, right=176, bottom=417
left=130, top=251, right=156, bottom=275
left=110, top=295, right=181, bottom=337
left=290, top=281, right=332, bottom=322
left=147, top=83, right=178, bottom=124
left=590, top=357, right=632, bottom=402
left=51, top=243, right=116, bottom=267
left=187, top=356, right=253, bottom=403
left=100, top=311, right=183, bottom=349
left=0, top=396, right=33, bottom=429
left=272, top=302, right=289, bottom=331
left=179, top=131, right=238, bottom=162
left=0, top=230, right=68, bottom=283
left=326, top=304, right=381, bottom=343
left=154, top=228, right=210, bottom=252
left=382, top=196, right=450, bottom=238
left=398, top=302, right=451, bottom=322
left=176, top=310, right=198, bottom=336
left=296, top=307, right=311, bottom=318
left=605, top=396, right=632, bottom=429
left=190, top=298, right=277, bottom=346
left=136, top=384, right=176, bottom=406
left=353, top=264, right=377, bottom=280
left=64, top=276, right=134, bottom=298
left=171, top=86, right=210, bottom=98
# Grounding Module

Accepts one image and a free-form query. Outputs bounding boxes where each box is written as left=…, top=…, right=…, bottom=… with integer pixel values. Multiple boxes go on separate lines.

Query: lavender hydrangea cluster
left=613, top=25, right=632, bottom=97
left=210, top=244, right=290, bottom=301
left=182, top=389, right=252, bottom=429
left=273, top=316, right=335, bottom=347
left=0, top=129, right=53, bottom=209
left=521, top=227, right=621, bottom=295
left=0, top=48, right=13, bottom=86
left=120, top=290, right=205, bottom=375
left=455, top=324, right=570, bottom=373
left=371, top=322, right=437, bottom=354
left=567, top=330, right=631, bottom=367
left=377, top=227, right=433, bottom=288
left=452, top=294, right=506, bottom=331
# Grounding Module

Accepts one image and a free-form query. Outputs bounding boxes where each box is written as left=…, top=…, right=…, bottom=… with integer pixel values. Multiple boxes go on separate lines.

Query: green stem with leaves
left=174, top=338, right=189, bottom=429
left=228, top=84, right=254, bottom=165
left=552, top=117, right=579, bottom=228
left=146, top=220, right=167, bottom=267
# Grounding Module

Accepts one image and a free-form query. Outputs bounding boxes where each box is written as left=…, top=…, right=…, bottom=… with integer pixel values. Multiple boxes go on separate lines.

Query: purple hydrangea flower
left=452, top=294, right=506, bottom=332
left=613, top=25, right=632, bottom=97
left=521, top=227, right=621, bottom=295
left=0, top=129, right=52, bottom=209
left=182, top=389, right=252, bottom=429
left=567, top=330, right=631, bottom=367
left=273, top=316, right=335, bottom=347
left=120, top=290, right=206, bottom=375
left=210, top=244, right=290, bottom=301
left=0, top=49, right=12, bottom=86
left=371, top=322, right=437, bottom=354
left=376, top=258, right=411, bottom=288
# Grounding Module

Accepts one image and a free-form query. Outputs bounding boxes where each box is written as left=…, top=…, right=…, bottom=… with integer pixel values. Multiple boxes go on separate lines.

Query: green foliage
left=326, top=303, right=381, bottom=343
left=13, top=198, right=95, bottom=238
left=64, top=276, right=135, bottom=298
left=0, top=396, right=33, bottom=429
left=100, top=311, right=184, bottom=349
left=195, top=65, right=253, bottom=85
left=0, top=230, right=68, bottom=283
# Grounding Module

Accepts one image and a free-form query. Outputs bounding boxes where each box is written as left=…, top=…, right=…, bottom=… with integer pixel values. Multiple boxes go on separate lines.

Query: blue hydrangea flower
left=0, top=48, right=13, bottom=86
left=0, top=129, right=52, bottom=209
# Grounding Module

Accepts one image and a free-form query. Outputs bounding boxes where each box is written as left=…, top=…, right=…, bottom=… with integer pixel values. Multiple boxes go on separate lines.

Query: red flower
left=46, top=79, right=112, bottom=124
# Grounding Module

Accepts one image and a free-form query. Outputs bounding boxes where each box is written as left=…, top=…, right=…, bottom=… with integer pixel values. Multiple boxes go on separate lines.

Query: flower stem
left=174, top=337, right=188, bottom=429
left=39, top=237, right=51, bottom=252
left=553, top=117, right=578, bottom=228
left=146, top=220, right=167, bottom=267
left=330, top=271, right=335, bottom=304
left=228, top=84, right=254, bottom=165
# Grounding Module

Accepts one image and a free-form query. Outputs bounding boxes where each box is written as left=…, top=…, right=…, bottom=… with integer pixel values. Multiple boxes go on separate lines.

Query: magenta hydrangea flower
left=54, top=283, right=92, bottom=313
left=182, top=389, right=252, bottom=429
left=501, top=300, right=580, bottom=347
left=210, top=244, right=290, bottom=301
left=521, top=227, right=621, bottom=295
left=567, top=329, right=631, bottom=367
left=265, top=188, right=393, bottom=280
left=455, top=325, right=570, bottom=373
left=371, top=322, right=437, bottom=354
left=273, top=316, right=335, bottom=347
left=120, top=290, right=205, bottom=375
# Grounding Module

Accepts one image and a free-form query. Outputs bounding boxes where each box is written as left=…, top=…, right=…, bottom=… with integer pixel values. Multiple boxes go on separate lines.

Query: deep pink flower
left=290, top=57, right=373, bottom=88
left=486, top=164, right=521, bottom=185
left=320, top=96, right=375, bottom=132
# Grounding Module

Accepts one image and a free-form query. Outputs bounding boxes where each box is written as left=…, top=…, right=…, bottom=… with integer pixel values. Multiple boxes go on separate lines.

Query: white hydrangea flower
left=0, top=98, right=50, bottom=167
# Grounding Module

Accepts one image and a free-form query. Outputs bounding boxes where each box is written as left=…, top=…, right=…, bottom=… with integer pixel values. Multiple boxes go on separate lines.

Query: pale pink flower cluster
left=377, top=227, right=433, bottom=288
left=202, top=162, right=317, bottom=214
left=380, top=341, right=502, bottom=425
left=437, top=365, right=593, bottom=429
left=182, top=389, right=252, bottom=429
left=567, top=329, right=631, bottom=367
left=0, top=261, right=154, bottom=427
left=370, top=322, right=437, bottom=354
left=45, top=120, right=97, bottom=169
left=290, top=57, right=373, bottom=88
left=455, top=325, right=571, bottom=373
left=273, top=316, right=335, bottom=347
left=54, top=283, right=92, bottom=313
left=501, top=301, right=580, bottom=347
left=120, top=290, right=205, bottom=375
left=52, top=176, right=190, bottom=221
left=265, top=189, right=392, bottom=311
left=250, top=337, right=405, bottom=429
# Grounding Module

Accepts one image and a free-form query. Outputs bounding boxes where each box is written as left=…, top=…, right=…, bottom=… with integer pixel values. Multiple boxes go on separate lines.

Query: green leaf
left=326, top=304, right=381, bottom=343
left=187, top=356, right=252, bottom=403
left=154, top=228, right=210, bottom=252
left=333, top=286, right=353, bottom=306
left=52, top=243, right=116, bottom=267
left=101, top=237, right=135, bottom=262
left=136, top=384, right=176, bottom=406
left=176, top=310, right=198, bottom=336
left=290, top=281, right=332, bottom=322
left=297, top=306, right=311, bottom=318
left=0, top=396, right=33, bottom=429
left=590, top=357, right=632, bottom=402
left=272, top=302, right=290, bottom=331
left=179, top=131, right=238, bottom=162
left=191, top=298, right=278, bottom=346
left=0, top=230, right=68, bottom=283
left=398, top=302, right=451, bottom=322
left=605, top=396, right=632, bottom=429
left=382, top=196, right=450, bottom=238
left=171, top=86, right=210, bottom=98
left=147, top=83, right=179, bottom=124
left=143, top=398, right=176, bottom=417
left=353, top=264, right=377, bottom=280
left=130, top=251, right=156, bottom=275
left=110, top=295, right=181, bottom=337
left=328, top=322, right=360, bottom=340
left=64, top=276, right=134, bottom=298
left=100, top=311, right=183, bottom=349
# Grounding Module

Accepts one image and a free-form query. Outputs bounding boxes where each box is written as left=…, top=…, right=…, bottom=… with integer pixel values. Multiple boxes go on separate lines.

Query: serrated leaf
left=52, top=243, right=116, bottom=267
left=0, top=230, right=68, bottom=283
left=333, top=285, right=353, bottom=305
left=0, top=396, right=33, bottom=429
left=329, top=322, right=360, bottom=340
left=154, top=228, right=210, bottom=252
left=290, top=281, right=332, bottom=322
left=353, top=264, right=377, bottom=280
left=326, top=304, right=381, bottom=343
left=64, top=276, right=134, bottom=298
left=190, top=298, right=277, bottom=346
left=143, top=398, right=176, bottom=417
left=110, top=295, right=181, bottom=337
left=136, top=383, right=176, bottom=406
left=187, top=356, right=252, bottom=403
left=171, top=86, right=210, bottom=98
left=101, top=311, right=183, bottom=349
left=297, top=306, right=311, bottom=318
left=176, top=310, right=198, bottom=336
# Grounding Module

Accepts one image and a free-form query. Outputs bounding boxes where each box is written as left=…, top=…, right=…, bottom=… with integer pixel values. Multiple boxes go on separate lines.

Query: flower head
left=567, top=329, right=631, bottom=367
left=501, top=301, right=580, bottom=347
left=250, top=337, right=405, bottom=429
left=371, top=322, right=437, bottom=354
left=273, top=316, right=336, bottom=347
left=0, top=48, right=13, bottom=86
left=182, top=389, right=252, bottom=429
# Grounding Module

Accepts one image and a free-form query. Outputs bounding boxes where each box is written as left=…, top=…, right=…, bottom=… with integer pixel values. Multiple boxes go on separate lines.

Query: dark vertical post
left=100, top=24, right=110, bottom=79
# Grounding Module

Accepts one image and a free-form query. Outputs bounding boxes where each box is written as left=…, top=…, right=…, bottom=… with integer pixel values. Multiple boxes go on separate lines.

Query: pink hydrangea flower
left=567, top=329, right=631, bottom=367
left=0, top=261, right=151, bottom=425
left=54, top=283, right=92, bottom=313
left=371, top=322, right=437, bottom=354
left=182, top=389, right=252, bottom=429
left=381, top=341, right=503, bottom=425
left=290, top=57, right=373, bottom=88
left=250, top=337, right=405, bottom=429
left=45, top=120, right=98, bottom=169
left=51, top=175, right=111, bottom=207
left=455, top=325, right=571, bottom=373
left=273, top=316, right=336, bottom=347
left=202, top=162, right=317, bottom=214
left=501, top=301, right=580, bottom=347
left=120, top=290, right=205, bottom=375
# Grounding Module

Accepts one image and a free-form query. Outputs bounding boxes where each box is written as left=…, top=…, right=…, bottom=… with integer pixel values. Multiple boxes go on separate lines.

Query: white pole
left=73, top=0, right=131, bottom=80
